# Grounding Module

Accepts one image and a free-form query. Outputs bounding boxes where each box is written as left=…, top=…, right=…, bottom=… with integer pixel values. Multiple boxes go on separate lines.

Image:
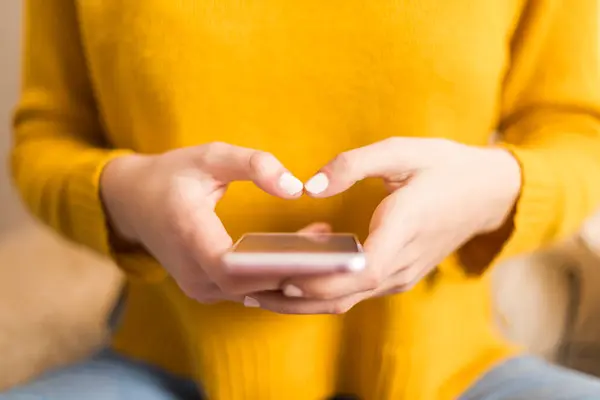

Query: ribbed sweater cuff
left=495, top=145, right=562, bottom=258
left=66, top=149, right=168, bottom=282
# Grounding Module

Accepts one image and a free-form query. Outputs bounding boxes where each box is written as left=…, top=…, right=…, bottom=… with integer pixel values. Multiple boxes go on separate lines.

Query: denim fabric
left=461, top=356, right=600, bottom=400
left=3, top=352, right=600, bottom=399
left=0, top=349, right=201, bottom=400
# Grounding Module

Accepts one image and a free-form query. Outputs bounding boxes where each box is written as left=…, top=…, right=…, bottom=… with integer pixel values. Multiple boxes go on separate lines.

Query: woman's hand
left=248, top=137, right=522, bottom=314
left=100, top=142, right=308, bottom=303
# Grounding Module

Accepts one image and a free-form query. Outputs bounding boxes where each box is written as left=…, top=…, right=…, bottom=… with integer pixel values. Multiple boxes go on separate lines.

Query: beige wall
left=0, top=1, right=30, bottom=234
left=0, top=5, right=121, bottom=389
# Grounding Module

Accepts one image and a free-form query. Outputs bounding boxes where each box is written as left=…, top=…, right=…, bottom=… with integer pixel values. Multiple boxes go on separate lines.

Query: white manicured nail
left=304, top=173, right=329, bottom=194
left=283, top=285, right=303, bottom=297
left=278, top=172, right=304, bottom=195
left=244, top=296, right=260, bottom=307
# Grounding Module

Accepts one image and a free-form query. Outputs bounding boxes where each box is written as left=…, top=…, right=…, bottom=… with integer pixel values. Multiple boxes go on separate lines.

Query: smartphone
left=222, top=233, right=366, bottom=275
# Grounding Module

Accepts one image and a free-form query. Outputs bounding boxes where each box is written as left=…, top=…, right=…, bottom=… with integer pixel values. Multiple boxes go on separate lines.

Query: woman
left=4, top=0, right=600, bottom=399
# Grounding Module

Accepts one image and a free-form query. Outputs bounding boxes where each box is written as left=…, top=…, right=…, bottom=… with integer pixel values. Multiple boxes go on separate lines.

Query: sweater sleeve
left=11, top=0, right=167, bottom=281
left=461, top=0, right=600, bottom=269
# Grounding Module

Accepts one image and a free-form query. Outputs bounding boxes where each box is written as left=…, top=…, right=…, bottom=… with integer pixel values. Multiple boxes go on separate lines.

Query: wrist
left=100, top=154, right=154, bottom=243
left=479, top=147, right=522, bottom=233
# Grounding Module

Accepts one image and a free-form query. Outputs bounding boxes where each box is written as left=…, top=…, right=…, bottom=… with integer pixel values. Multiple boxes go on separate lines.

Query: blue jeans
left=2, top=350, right=600, bottom=399
left=0, top=350, right=201, bottom=400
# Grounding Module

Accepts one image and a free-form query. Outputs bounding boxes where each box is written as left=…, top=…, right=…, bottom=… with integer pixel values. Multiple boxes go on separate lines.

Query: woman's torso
left=79, top=0, right=522, bottom=239
left=83, top=1, right=526, bottom=398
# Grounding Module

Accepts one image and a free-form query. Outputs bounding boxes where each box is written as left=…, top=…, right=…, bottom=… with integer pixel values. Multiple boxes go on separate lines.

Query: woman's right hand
left=100, top=142, right=306, bottom=303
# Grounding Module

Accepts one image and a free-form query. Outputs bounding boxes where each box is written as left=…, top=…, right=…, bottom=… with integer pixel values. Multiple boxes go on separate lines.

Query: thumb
left=304, top=138, right=424, bottom=198
left=297, top=222, right=332, bottom=235
left=194, top=142, right=304, bottom=199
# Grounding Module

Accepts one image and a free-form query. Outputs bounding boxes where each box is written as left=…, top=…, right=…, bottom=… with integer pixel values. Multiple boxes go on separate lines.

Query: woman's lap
left=460, top=356, right=600, bottom=400
left=0, top=349, right=202, bottom=400
left=3, top=351, right=600, bottom=400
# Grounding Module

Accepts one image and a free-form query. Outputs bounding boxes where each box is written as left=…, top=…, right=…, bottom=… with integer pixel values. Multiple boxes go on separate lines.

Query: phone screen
left=232, top=233, right=361, bottom=254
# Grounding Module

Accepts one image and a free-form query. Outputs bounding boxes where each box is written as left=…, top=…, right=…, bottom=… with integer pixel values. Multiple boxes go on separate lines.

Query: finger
left=180, top=276, right=244, bottom=304
left=304, top=137, right=426, bottom=198
left=195, top=142, right=303, bottom=198
left=170, top=179, right=234, bottom=267
left=169, top=251, right=245, bottom=303
left=297, top=222, right=332, bottom=234
left=246, top=291, right=366, bottom=315
left=281, top=235, right=419, bottom=300
left=182, top=205, right=235, bottom=281
left=171, top=178, right=275, bottom=295
left=377, top=243, right=449, bottom=296
left=278, top=197, right=414, bottom=300
left=364, top=194, right=414, bottom=269
left=376, top=262, right=435, bottom=297
left=190, top=214, right=281, bottom=294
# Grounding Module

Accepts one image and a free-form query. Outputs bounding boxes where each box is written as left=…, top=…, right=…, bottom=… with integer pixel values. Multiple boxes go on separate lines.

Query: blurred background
left=1, top=1, right=600, bottom=394
left=0, top=2, right=122, bottom=390
left=0, top=0, right=25, bottom=232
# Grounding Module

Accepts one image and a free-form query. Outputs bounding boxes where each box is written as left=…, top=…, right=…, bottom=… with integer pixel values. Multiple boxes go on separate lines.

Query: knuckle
left=203, top=141, right=228, bottom=155
left=248, top=151, right=277, bottom=176
left=387, top=285, right=408, bottom=295
left=214, top=276, right=236, bottom=294
left=268, top=304, right=300, bottom=315
left=248, top=150, right=273, bottom=168
left=179, top=282, right=199, bottom=300
left=362, top=269, right=383, bottom=291
left=395, top=270, right=420, bottom=292
left=196, top=141, right=228, bottom=168
left=328, top=300, right=353, bottom=315
left=214, top=276, right=246, bottom=296
left=332, top=151, right=354, bottom=173
left=384, top=136, right=403, bottom=148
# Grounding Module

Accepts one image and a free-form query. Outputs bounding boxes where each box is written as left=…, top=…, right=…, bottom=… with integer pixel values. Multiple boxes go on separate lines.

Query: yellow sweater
left=12, top=0, right=600, bottom=399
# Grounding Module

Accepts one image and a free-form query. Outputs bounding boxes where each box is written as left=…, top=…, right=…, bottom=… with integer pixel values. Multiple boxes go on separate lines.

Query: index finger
left=304, top=137, right=439, bottom=198
left=193, top=142, right=304, bottom=198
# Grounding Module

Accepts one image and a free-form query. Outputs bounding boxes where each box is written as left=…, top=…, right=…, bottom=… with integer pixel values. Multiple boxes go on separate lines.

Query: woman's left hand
left=247, top=137, right=522, bottom=314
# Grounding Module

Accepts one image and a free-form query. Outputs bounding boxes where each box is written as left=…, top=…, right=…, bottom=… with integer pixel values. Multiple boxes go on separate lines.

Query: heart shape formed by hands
left=246, top=137, right=522, bottom=315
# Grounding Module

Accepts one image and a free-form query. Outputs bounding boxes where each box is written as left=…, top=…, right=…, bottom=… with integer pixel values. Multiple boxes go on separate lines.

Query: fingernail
left=305, top=173, right=329, bottom=194
left=244, top=296, right=260, bottom=307
left=283, top=285, right=303, bottom=297
left=278, top=172, right=304, bottom=195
